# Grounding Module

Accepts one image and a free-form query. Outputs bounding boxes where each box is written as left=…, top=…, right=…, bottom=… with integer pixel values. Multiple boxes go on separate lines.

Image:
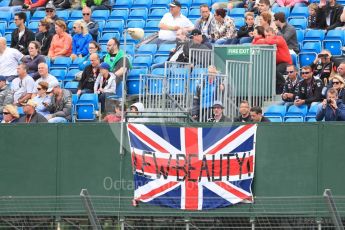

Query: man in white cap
left=18, top=99, right=48, bottom=123
left=157, top=0, right=194, bottom=44
left=208, top=101, right=231, bottom=122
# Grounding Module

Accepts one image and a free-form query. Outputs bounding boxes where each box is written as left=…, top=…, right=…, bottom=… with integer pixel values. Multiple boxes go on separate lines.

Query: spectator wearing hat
left=157, top=0, right=194, bottom=44
left=103, top=103, right=127, bottom=123
left=194, top=4, right=216, bottom=40
left=0, top=76, right=13, bottom=114
left=77, top=53, right=100, bottom=96
left=1, top=105, right=20, bottom=123
left=11, top=12, right=35, bottom=55
left=0, top=37, right=24, bottom=82
left=94, top=62, right=116, bottom=113
left=18, top=99, right=48, bottom=123
left=35, top=19, right=54, bottom=56
left=48, top=20, right=72, bottom=60
left=12, top=63, right=35, bottom=105
left=32, top=81, right=51, bottom=116
left=208, top=101, right=231, bottom=122
left=81, top=6, right=99, bottom=41
left=311, top=50, right=335, bottom=85
left=250, top=106, right=270, bottom=122
left=102, top=37, right=130, bottom=84
left=183, top=29, right=212, bottom=65
left=45, top=81, right=72, bottom=123
left=22, top=41, right=46, bottom=80
left=43, top=2, right=64, bottom=34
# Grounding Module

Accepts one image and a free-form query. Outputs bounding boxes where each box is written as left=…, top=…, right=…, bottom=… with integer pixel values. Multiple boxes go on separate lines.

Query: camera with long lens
left=327, top=99, right=332, bottom=104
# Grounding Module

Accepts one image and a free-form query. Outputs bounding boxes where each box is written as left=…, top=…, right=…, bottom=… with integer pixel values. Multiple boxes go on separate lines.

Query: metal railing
left=189, top=48, right=213, bottom=68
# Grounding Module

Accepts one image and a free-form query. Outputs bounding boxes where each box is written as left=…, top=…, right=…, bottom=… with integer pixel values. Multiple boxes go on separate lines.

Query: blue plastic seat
left=192, top=0, right=210, bottom=6
left=128, top=8, right=148, bottom=20
left=5, top=22, right=16, bottom=35
left=152, top=0, right=170, bottom=7
left=113, top=0, right=133, bottom=8
left=31, top=10, right=46, bottom=21
left=149, top=7, right=168, bottom=19
left=233, top=17, right=245, bottom=29
left=64, top=81, right=79, bottom=94
left=65, top=69, right=80, bottom=81
left=299, top=42, right=321, bottom=66
left=192, top=67, right=208, bottom=77
left=0, top=11, right=11, bottom=23
left=128, top=68, right=148, bottom=79
left=145, top=19, right=160, bottom=31
left=323, top=30, right=345, bottom=56
left=109, top=8, right=129, bottom=20
left=51, top=57, right=72, bottom=70
left=284, top=104, right=308, bottom=121
left=0, top=22, right=6, bottom=36
left=148, top=78, right=163, bottom=95
left=157, top=43, right=175, bottom=55
left=127, top=19, right=146, bottom=28
left=188, top=8, right=200, bottom=19
left=103, top=20, right=124, bottom=34
left=56, top=10, right=70, bottom=21
left=0, top=0, right=10, bottom=7
left=92, top=10, right=110, bottom=21
left=229, top=8, right=245, bottom=17
left=264, top=105, right=287, bottom=122
left=132, top=0, right=152, bottom=8
left=120, top=43, right=135, bottom=56
left=305, top=103, right=320, bottom=121
left=296, top=29, right=305, bottom=50
left=136, top=44, right=158, bottom=55
left=99, top=32, right=120, bottom=44
left=288, top=18, right=307, bottom=30
left=28, top=21, right=39, bottom=32
left=151, top=68, right=165, bottom=75
left=153, top=55, right=169, bottom=64
left=70, top=57, right=84, bottom=69
left=50, top=69, right=67, bottom=82
left=75, top=93, right=99, bottom=121
left=132, top=55, right=152, bottom=67
left=303, top=30, right=325, bottom=45
left=179, top=0, right=192, bottom=7
left=69, top=10, right=82, bottom=21
left=285, top=117, right=304, bottom=122
left=169, top=79, right=185, bottom=95
left=272, top=6, right=291, bottom=18
left=290, top=6, right=309, bottom=19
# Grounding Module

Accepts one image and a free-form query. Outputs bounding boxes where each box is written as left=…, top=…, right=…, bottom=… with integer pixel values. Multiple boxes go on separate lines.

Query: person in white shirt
left=0, top=37, right=24, bottom=82
left=94, top=62, right=116, bottom=113
left=34, top=62, right=59, bottom=94
left=12, top=63, right=35, bottom=105
left=157, top=1, right=194, bottom=44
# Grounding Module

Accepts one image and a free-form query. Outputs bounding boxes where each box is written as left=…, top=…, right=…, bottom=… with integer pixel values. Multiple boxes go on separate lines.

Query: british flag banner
left=127, top=123, right=257, bottom=210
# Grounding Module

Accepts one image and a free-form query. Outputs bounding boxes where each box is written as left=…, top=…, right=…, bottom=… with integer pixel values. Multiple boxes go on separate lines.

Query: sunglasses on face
left=3, top=112, right=10, bottom=115
left=46, top=9, right=54, bottom=12
left=301, top=72, right=310, bottom=75
left=333, top=81, right=340, bottom=85
left=37, top=87, right=43, bottom=90
left=73, top=26, right=77, bottom=29
left=286, top=71, right=294, bottom=74
left=82, top=13, right=90, bottom=16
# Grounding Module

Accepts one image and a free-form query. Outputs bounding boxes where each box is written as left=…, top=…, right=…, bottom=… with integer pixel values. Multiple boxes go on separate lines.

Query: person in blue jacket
left=71, top=20, right=93, bottom=60
left=316, top=88, right=345, bottom=121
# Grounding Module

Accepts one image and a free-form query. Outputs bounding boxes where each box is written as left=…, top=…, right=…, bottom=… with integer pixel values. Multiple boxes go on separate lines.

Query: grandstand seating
left=323, top=30, right=345, bottom=56
left=73, top=93, right=99, bottom=121
left=263, top=105, right=287, bottom=122
left=284, top=105, right=308, bottom=122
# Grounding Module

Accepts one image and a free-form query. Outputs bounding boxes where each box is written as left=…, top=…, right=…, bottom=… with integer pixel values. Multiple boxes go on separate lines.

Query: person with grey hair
left=194, top=4, right=216, bottom=40
left=34, top=62, right=59, bottom=94
left=0, top=76, right=14, bottom=115
left=0, top=37, right=24, bottom=82
left=81, top=6, right=99, bottom=41
left=71, top=20, right=93, bottom=60
left=1, top=104, right=20, bottom=123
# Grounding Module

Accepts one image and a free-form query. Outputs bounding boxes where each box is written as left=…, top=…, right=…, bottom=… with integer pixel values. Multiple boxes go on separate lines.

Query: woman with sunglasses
left=48, top=20, right=72, bottom=60
left=70, top=20, right=93, bottom=61
left=1, top=105, right=20, bottom=123
left=329, top=75, right=345, bottom=103
left=32, top=81, right=51, bottom=116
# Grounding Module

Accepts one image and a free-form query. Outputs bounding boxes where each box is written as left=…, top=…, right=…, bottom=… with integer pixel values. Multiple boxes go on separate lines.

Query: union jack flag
left=127, top=123, right=257, bottom=210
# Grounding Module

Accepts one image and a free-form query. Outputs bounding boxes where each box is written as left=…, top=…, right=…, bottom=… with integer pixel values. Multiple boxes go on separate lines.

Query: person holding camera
left=316, top=88, right=345, bottom=121
left=310, top=50, right=335, bottom=84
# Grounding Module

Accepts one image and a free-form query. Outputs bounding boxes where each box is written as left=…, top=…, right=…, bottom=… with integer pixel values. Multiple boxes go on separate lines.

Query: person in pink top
left=276, top=0, right=307, bottom=7
left=48, top=20, right=72, bottom=60
left=103, top=103, right=127, bottom=123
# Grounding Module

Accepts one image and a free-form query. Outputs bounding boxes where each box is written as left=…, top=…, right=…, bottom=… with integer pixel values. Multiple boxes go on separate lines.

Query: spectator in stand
left=234, top=100, right=252, bottom=122
left=236, top=12, right=255, bottom=44
left=12, top=63, right=35, bottom=105
left=50, top=0, right=71, bottom=10
left=276, top=0, right=307, bottom=7
left=79, top=41, right=102, bottom=70
left=18, top=99, right=48, bottom=123
left=11, top=12, right=35, bottom=55
left=44, top=3, right=63, bottom=34
left=21, top=41, right=46, bottom=80
left=22, top=0, right=48, bottom=11
left=311, top=50, right=335, bottom=85
left=253, top=27, right=291, bottom=94
left=32, top=81, right=51, bottom=116
left=1, top=105, right=20, bottom=123
left=337, top=62, right=345, bottom=79
left=45, top=81, right=72, bottom=123
left=77, top=53, right=100, bottom=95
left=81, top=6, right=99, bottom=41
left=128, top=102, right=148, bottom=123
left=208, top=101, right=231, bottom=122
left=254, top=0, right=275, bottom=27
left=258, top=11, right=277, bottom=32
left=316, top=88, right=345, bottom=121
left=317, top=0, right=344, bottom=30
left=250, top=106, right=270, bottom=122
left=94, top=62, right=116, bottom=114
left=35, top=19, right=54, bottom=56
left=157, top=1, right=194, bottom=44
left=274, top=12, right=299, bottom=54
left=295, top=66, right=323, bottom=107
left=0, top=76, right=13, bottom=116
left=34, top=63, right=59, bottom=95
left=252, top=25, right=266, bottom=41
left=0, top=0, right=23, bottom=14
left=184, top=29, right=212, bottom=63
left=308, top=3, right=319, bottom=29
left=81, top=0, right=111, bottom=10
left=212, top=8, right=237, bottom=44
left=71, top=20, right=93, bottom=61
left=48, top=20, right=72, bottom=60
left=282, top=64, right=300, bottom=106
left=103, top=103, right=127, bottom=123
left=327, top=74, right=345, bottom=103
left=0, top=37, right=24, bottom=82
left=102, top=37, right=130, bottom=84
left=212, top=0, right=245, bottom=10
left=194, top=4, right=216, bottom=40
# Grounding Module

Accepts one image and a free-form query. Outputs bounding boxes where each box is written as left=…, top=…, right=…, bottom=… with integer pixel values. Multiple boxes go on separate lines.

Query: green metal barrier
left=0, top=123, right=345, bottom=218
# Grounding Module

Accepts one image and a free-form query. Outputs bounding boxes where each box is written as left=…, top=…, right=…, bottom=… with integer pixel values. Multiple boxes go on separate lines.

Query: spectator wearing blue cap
left=94, top=62, right=116, bottom=113
left=0, top=76, right=14, bottom=120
